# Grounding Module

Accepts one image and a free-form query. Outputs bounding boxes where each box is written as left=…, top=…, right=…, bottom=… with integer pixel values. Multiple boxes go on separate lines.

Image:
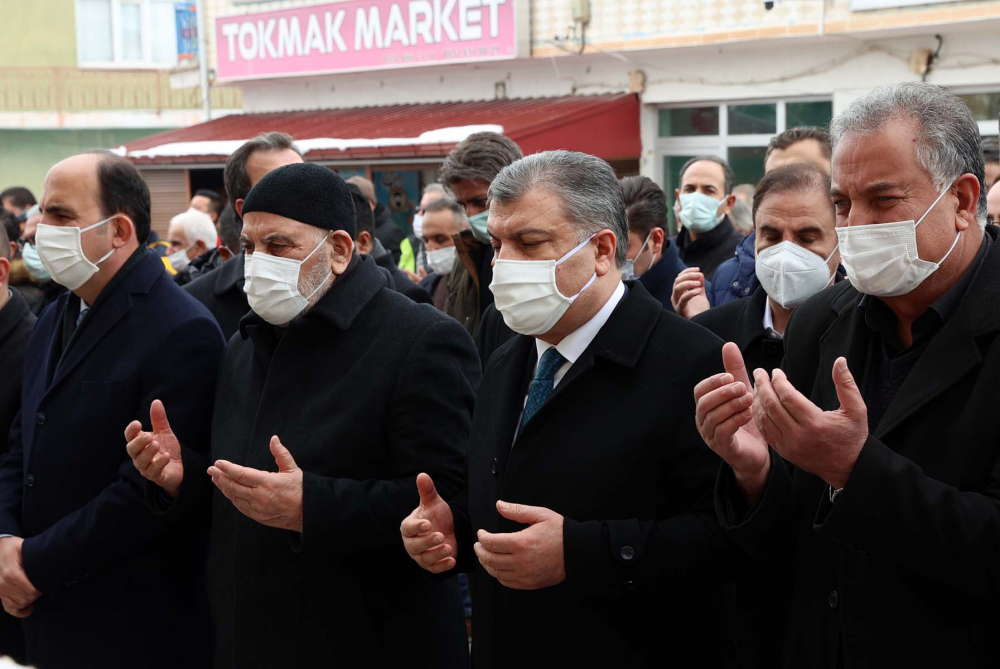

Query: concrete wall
left=0, top=128, right=169, bottom=199
left=0, top=0, right=77, bottom=66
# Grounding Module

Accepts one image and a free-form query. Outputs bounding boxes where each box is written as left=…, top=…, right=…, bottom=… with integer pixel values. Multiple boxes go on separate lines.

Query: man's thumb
left=270, top=436, right=298, bottom=472
left=833, top=358, right=864, bottom=413
left=416, top=473, right=440, bottom=507
left=150, top=400, right=172, bottom=434
left=722, top=342, right=752, bottom=388
left=496, top=500, right=547, bottom=525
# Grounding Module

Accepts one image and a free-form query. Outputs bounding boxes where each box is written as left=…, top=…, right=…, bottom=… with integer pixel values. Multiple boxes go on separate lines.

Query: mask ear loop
left=821, top=244, right=840, bottom=288
left=913, top=183, right=962, bottom=266
left=554, top=233, right=601, bottom=300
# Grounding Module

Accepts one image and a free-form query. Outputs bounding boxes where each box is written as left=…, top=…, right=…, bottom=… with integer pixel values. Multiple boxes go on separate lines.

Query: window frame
left=75, top=0, right=181, bottom=69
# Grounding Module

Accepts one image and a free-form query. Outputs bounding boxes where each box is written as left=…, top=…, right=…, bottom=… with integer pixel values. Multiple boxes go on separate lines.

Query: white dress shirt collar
left=535, top=281, right=626, bottom=370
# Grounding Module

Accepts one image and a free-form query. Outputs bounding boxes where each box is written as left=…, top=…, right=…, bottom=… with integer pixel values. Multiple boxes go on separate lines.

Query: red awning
left=121, top=93, right=640, bottom=166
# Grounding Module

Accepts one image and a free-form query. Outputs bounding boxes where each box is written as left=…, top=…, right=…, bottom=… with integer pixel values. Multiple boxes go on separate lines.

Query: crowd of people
left=0, top=81, right=999, bottom=668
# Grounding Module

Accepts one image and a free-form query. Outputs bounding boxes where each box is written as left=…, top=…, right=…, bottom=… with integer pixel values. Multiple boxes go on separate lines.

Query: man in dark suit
left=128, top=163, right=479, bottom=667
left=402, top=150, right=734, bottom=668
left=694, top=163, right=843, bottom=376
left=620, top=175, right=688, bottom=311
left=696, top=83, right=1000, bottom=667
left=0, top=224, right=34, bottom=664
left=0, top=152, right=224, bottom=668
left=185, top=132, right=303, bottom=340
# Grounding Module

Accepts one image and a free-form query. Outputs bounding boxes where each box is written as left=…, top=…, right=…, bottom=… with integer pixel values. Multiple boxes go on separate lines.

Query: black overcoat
left=719, top=227, right=1000, bottom=667
left=196, top=256, right=480, bottom=668
left=454, top=281, right=737, bottom=668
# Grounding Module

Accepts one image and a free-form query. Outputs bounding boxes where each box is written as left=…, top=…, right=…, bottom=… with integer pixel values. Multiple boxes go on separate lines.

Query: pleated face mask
left=244, top=234, right=332, bottom=325
left=490, top=235, right=598, bottom=336
left=836, top=185, right=958, bottom=297
left=35, top=216, right=116, bottom=291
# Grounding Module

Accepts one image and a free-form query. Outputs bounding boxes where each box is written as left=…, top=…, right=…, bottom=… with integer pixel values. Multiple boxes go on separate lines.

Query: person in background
left=175, top=204, right=241, bottom=287
left=190, top=189, right=224, bottom=227
left=438, top=132, right=523, bottom=340
left=732, top=183, right=755, bottom=205
left=674, top=126, right=833, bottom=318
left=671, top=156, right=741, bottom=280
left=15, top=207, right=66, bottom=317
left=167, top=208, right=218, bottom=285
left=2, top=211, right=38, bottom=311
left=0, top=224, right=34, bottom=665
left=729, top=198, right=754, bottom=237
left=0, top=151, right=223, bottom=668
left=401, top=183, right=448, bottom=279
left=401, top=151, right=734, bottom=668
left=351, top=183, right=432, bottom=304
left=128, top=162, right=478, bottom=667
left=618, top=175, right=687, bottom=311
left=987, top=179, right=1000, bottom=226
left=0, top=188, right=36, bottom=237
left=696, top=82, right=999, bottom=668
left=417, top=198, right=470, bottom=312
left=981, top=136, right=999, bottom=189
left=346, top=176, right=406, bottom=266
left=694, top=163, right=840, bottom=384
left=184, top=132, right=303, bottom=340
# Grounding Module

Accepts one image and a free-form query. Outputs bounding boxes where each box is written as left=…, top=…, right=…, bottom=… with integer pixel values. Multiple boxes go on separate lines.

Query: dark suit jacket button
left=25, top=475, right=36, bottom=488
left=623, top=580, right=636, bottom=590
left=828, top=590, right=839, bottom=609
left=620, top=546, right=635, bottom=560
left=491, top=458, right=498, bottom=475
left=35, top=412, right=46, bottom=427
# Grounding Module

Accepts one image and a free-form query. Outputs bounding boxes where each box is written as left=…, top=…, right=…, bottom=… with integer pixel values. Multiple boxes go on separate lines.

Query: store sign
left=216, top=0, right=525, bottom=82
left=176, top=3, right=199, bottom=62
left=850, top=0, right=964, bottom=9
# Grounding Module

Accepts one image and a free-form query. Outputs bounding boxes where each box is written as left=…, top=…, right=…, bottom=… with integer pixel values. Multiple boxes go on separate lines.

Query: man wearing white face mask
left=0, top=152, right=225, bottom=668
left=166, top=207, right=218, bottom=281
left=401, top=150, right=736, bottom=668
left=418, top=197, right=471, bottom=311
left=695, top=83, right=1000, bottom=667
left=694, top=163, right=842, bottom=376
left=127, top=162, right=479, bottom=667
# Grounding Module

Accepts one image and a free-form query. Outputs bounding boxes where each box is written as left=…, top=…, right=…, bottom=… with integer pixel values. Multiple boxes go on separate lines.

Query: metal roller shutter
left=140, top=168, right=189, bottom=240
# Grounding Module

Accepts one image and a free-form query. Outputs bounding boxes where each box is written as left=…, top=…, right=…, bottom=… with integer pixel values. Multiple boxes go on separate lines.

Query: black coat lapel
left=815, top=290, right=871, bottom=410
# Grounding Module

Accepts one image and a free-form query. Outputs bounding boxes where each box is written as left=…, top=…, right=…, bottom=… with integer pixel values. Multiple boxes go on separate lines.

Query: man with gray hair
left=167, top=207, right=218, bottom=282
left=696, top=82, right=1000, bottom=666
left=401, top=150, right=734, bottom=668
left=418, top=197, right=470, bottom=311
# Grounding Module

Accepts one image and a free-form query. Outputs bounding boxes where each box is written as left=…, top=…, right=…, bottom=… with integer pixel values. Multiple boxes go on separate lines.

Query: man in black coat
left=671, top=156, right=743, bottom=281
left=694, top=163, right=843, bottom=377
left=696, top=83, right=1000, bottom=667
left=0, top=224, right=34, bottom=664
left=185, top=132, right=303, bottom=340
left=402, top=151, right=734, bottom=668
left=129, top=163, right=479, bottom=667
left=0, top=152, right=223, bottom=668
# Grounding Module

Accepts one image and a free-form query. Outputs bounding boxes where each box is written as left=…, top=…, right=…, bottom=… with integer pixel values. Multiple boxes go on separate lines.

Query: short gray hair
left=171, top=208, right=218, bottom=250
left=831, top=83, right=987, bottom=227
left=423, top=183, right=448, bottom=198
left=488, top=150, right=629, bottom=268
left=424, top=196, right=470, bottom=231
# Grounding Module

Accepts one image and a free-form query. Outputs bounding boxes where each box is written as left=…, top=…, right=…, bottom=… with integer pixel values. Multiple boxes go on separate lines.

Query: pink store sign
left=216, top=0, right=523, bottom=82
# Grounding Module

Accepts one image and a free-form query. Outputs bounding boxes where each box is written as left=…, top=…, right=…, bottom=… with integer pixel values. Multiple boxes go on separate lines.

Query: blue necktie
left=519, top=347, right=568, bottom=433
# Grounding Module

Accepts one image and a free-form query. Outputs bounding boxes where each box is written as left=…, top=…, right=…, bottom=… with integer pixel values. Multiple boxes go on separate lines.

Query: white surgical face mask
left=490, top=234, right=598, bottom=336
left=836, top=185, right=959, bottom=297
left=36, top=216, right=116, bottom=291
left=622, top=231, right=656, bottom=282
left=412, top=213, right=425, bottom=240
left=244, top=234, right=332, bottom=325
left=168, top=244, right=195, bottom=272
left=679, top=192, right=726, bottom=234
left=425, top=245, right=457, bottom=276
left=755, top=240, right=838, bottom=310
